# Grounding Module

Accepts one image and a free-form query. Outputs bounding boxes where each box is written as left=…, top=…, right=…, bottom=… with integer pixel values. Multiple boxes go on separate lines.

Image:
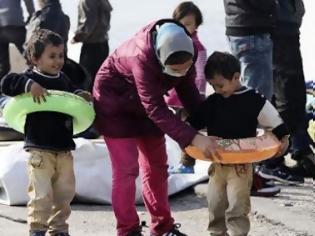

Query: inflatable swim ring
left=2, top=90, right=95, bottom=135
left=185, top=132, right=281, bottom=164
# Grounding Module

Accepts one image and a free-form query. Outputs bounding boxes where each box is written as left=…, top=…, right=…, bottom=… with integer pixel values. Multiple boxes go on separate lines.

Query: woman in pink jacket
left=93, top=19, right=216, bottom=236
left=166, top=2, right=207, bottom=174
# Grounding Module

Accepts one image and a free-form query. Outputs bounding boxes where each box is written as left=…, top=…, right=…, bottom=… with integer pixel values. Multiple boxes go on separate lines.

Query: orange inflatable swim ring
left=185, top=132, right=281, bottom=164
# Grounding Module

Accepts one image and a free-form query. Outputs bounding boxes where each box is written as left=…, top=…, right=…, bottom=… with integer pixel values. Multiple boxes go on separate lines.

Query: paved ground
left=0, top=177, right=314, bottom=236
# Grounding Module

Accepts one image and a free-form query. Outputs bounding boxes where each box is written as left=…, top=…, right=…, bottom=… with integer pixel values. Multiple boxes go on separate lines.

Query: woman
left=93, top=19, right=217, bottom=236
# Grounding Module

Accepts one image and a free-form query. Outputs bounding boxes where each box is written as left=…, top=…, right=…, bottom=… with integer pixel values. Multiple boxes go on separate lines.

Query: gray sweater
left=74, top=0, right=112, bottom=43
left=0, top=0, right=35, bottom=27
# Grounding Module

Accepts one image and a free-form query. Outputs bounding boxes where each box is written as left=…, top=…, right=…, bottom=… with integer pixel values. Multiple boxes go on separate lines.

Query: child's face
left=208, top=73, right=241, bottom=98
left=179, top=14, right=197, bottom=34
left=32, top=43, right=65, bottom=75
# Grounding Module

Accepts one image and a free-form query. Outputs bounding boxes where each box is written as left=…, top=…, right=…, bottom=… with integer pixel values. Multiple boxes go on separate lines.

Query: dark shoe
left=30, top=231, right=46, bottom=236
left=127, top=221, right=147, bottom=236
left=251, top=173, right=281, bottom=197
left=292, top=150, right=315, bottom=178
left=257, top=164, right=304, bottom=184
left=53, top=233, right=70, bottom=236
left=151, top=223, right=187, bottom=236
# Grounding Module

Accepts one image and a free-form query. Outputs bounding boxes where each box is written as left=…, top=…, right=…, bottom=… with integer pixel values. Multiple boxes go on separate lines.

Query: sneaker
left=251, top=173, right=281, bottom=197
left=257, top=164, right=304, bottom=185
left=151, top=223, right=187, bottom=236
left=30, top=231, right=46, bottom=236
left=168, top=164, right=194, bottom=174
left=292, top=150, right=315, bottom=178
left=127, top=221, right=147, bottom=236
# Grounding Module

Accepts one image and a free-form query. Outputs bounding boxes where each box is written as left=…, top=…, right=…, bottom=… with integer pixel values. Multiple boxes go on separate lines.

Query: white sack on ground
left=0, top=137, right=209, bottom=205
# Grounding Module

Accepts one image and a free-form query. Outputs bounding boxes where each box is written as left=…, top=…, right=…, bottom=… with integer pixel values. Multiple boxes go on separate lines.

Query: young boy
left=187, top=51, right=289, bottom=236
left=1, top=29, right=90, bottom=236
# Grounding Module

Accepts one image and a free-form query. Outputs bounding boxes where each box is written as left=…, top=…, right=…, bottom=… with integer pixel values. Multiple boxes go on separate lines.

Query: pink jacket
left=92, top=19, right=202, bottom=148
left=164, top=32, right=207, bottom=108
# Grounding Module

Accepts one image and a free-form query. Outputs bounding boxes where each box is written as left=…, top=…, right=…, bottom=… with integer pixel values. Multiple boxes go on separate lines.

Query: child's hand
left=191, top=134, right=221, bottom=161
left=275, top=135, right=290, bottom=157
left=77, top=91, right=92, bottom=102
left=30, top=82, right=48, bottom=104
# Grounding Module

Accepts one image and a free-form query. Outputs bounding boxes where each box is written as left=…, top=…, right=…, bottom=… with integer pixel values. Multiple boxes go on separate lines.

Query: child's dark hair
left=165, top=51, right=193, bottom=65
left=24, top=29, right=64, bottom=66
left=173, top=1, right=203, bottom=27
left=204, top=51, right=240, bottom=80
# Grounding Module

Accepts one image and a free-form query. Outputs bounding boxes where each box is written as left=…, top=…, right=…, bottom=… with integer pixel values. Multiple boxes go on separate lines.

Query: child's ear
left=233, top=72, right=241, bottom=80
left=30, top=56, right=38, bottom=66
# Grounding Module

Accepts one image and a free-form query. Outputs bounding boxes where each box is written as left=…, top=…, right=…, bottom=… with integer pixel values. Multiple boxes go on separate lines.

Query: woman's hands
left=191, top=134, right=221, bottom=161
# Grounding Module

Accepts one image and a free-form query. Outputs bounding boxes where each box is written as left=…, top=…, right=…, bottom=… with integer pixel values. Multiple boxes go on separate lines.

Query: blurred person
left=72, top=0, right=112, bottom=91
left=93, top=20, right=218, bottom=236
left=0, top=0, right=35, bottom=79
left=166, top=1, right=207, bottom=174
left=187, top=51, right=289, bottom=236
left=258, top=0, right=315, bottom=180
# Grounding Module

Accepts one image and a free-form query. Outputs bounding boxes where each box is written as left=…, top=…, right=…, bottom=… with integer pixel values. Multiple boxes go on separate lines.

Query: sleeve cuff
left=272, top=123, right=289, bottom=140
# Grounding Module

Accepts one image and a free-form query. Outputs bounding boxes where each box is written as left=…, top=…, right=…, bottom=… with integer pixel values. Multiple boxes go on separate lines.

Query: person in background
left=187, top=51, right=289, bottom=236
left=223, top=0, right=302, bottom=197
left=0, top=0, right=35, bottom=79
left=1, top=29, right=91, bottom=236
left=257, top=0, right=315, bottom=180
left=93, top=20, right=218, bottom=236
left=166, top=1, right=207, bottom=174
left=27, top=0, right=91, bottom=93
left=72, top=0, right=112, bottom=91
left=27, top=0, right=70, bottom=47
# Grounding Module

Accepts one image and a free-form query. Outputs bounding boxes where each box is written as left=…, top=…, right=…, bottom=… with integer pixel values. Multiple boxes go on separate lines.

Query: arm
left=1, top=72, right=48, bottom=103
left=23, top=0, right=35, bottom=22
left=186, top=99, right=211, bottom=131
left=62, top=73, right=91, bottom=101
left=257, top=100, right=288, bottom=139
left=175, top=68, right=203, bottom=115
left=194, top=49, right=207, bottom=98
left=132, top=59, right=198, bottom=148
left=73, top=0, right=98, bottom=42
left=1, top=73, right=33, bottom=96
left=258, top=100, right=290, bottom=157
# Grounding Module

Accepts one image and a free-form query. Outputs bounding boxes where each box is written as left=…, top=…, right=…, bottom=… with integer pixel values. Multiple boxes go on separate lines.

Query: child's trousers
left=207, top=163, right=253, bottom=236
left=104, top=135, right=174, bottom=236
left=27, top=149, right=75, bottom=235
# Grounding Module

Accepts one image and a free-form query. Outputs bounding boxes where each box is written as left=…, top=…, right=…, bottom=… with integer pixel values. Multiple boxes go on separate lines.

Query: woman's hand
left=30, top=82, right=48, bottom=104
left=191, top=134, right=221, bottom=161
left=275, top=135, right=290, bottom=157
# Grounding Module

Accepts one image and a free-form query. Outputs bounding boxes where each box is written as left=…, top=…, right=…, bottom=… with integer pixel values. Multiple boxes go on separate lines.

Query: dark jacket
left=73, top=0, right=112, bottom=43
left=274, top=0, right=305, bottom=35
left=223, top=0, right=277, bottom=36
left=93, top=19, right=202, bottom=148
left=0, top=0, right=35, bottom=27
left=187, top=87, right=288, bottom=140
left=27, top=0, right=70, bottom=44
left=1, top=69, right=78, bottom=151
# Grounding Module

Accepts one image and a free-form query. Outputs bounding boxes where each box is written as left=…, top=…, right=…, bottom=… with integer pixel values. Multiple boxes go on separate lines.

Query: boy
left=187, top=51, right=289, bottom=236
left=1, top=29, right=90, bottom=236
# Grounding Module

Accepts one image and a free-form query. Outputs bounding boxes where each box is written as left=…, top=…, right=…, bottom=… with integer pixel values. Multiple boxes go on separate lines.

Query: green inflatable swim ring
left=2, top=90, right=95, bottom=135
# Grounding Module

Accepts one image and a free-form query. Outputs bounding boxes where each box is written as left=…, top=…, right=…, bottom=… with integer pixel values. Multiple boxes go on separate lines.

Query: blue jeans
left=227, top=34, right=273, bottom=100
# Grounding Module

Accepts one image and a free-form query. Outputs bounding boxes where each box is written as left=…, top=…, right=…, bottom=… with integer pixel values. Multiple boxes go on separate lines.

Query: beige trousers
left=207, top=163, right=253, bottom=236
left=27, top=149, right=75, bottom=235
